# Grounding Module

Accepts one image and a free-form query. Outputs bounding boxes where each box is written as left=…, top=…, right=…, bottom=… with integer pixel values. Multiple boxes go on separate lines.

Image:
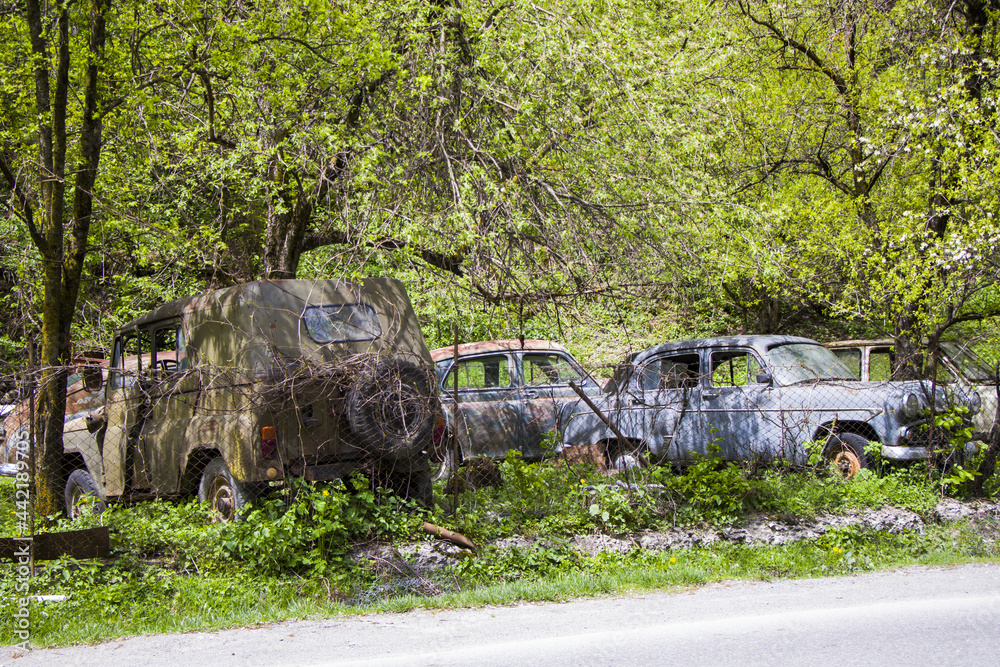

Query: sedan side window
left=447, top=355, right=512, bottom=390
left=869, top=349, right=894, bottom=382
left=643, top=353, right=700, bottom=390
left=523, top=353, right=584, bottom=386
left=710, top=350, right=763, bottom=387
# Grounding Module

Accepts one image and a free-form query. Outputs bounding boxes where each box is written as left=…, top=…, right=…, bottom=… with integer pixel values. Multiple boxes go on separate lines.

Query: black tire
left=64, top=469, right=106, bottom=518
left=605, top=440, right=647, bottom=471
left=433, top=444, right=461, bottom=482
left=198, top=457, right=248, bottom=521
left=347, top=359, right=436, bottom=461
left=409, top=467, right=434, bottom=508
left=825, top=433, right=869, bottom=479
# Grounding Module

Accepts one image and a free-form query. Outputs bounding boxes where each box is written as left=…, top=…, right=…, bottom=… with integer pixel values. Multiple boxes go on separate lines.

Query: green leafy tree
left=126, top=0, right=717, bottom=314
left=719, top=0, right=1000, bottom=360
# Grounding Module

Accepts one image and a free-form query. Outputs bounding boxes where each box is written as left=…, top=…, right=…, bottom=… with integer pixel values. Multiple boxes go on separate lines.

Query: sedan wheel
left=825, top=433, right=869, bottom=479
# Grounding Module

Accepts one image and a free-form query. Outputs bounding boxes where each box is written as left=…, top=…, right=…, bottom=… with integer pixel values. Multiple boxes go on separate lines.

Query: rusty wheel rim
left=829, top=449, right=861, bottom=479
left=208, top=477, right=235, bottom=521
left=69, top=487, right=86, bottom=519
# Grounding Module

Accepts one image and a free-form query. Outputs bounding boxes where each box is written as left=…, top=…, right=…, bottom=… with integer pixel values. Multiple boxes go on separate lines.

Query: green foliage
left=221, top=478, right=412, bottom=580
left=659, top=449, right=753, bottom=524
left=586, top=483, right=656, bottom=533
left=840, top=467, right=939, bottom=515
left=3, top=449, right=1000, bottom=647
left=455, top=542, right=582, bottom=585
left=53, top=498, right=228, bottom=565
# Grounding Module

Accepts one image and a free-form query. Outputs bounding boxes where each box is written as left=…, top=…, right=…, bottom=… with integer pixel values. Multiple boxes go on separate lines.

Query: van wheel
left=825, top=433, right=869, bottom=479
left=198, top=458, right=247, bottom=521
left=347, top=360, right=436, bottom=461
left=64, top=469, right=106, bottom=518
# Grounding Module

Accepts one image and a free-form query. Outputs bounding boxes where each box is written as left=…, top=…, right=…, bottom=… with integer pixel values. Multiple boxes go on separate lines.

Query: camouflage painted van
left=62, top=278, right=439, bottom=518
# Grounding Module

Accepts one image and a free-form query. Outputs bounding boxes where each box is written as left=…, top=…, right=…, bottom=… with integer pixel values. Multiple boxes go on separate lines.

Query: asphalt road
left=4, top=563, right=999, bottom=666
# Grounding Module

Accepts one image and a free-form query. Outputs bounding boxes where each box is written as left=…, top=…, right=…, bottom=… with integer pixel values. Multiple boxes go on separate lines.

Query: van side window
left=110, top=331, right=148, bottom=389
left=108, top=337, right=124, bottom=390
left=152, top=324, right=187, bottom=376
left=832, top=349, right=861, bottom=379
left=870, top=349, right=894, bottom=382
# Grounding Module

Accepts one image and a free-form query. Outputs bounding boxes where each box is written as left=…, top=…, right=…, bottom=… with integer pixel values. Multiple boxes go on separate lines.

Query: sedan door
left=440, top=353, right=520, bottom=459
left=641, top=351, right=705, bottom=461
left=518, top=352, right=596, bottom=459
left=702, top=348, right=777, bottom=461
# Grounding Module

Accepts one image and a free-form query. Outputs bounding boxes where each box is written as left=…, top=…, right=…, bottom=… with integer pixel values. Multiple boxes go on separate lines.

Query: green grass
left=1, top=458, right=997, bottom=648
left=9, top=519, right=999, bottom=647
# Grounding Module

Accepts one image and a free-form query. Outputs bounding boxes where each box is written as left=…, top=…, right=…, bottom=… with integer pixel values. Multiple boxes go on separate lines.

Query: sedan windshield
left=765, top=343, right=858, bottom=386
left=940, top=342, right=996, bottom=384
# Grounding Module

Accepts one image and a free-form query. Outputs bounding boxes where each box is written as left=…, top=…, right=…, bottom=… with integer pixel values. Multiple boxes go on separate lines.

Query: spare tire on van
left=347, top=358, right=436, bottom=462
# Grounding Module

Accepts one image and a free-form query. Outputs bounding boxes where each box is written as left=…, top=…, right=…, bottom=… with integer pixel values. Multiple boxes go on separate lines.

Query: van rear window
left=302, top=304, right=382, bottom=343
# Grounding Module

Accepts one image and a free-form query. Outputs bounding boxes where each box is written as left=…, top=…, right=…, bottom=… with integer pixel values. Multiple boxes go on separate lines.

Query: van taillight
left=261, top=426, right=277, bottom=459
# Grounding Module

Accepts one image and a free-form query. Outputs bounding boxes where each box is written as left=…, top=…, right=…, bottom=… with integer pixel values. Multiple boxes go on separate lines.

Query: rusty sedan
left=431, top=340, right=600, bottom=469
left=827, top=339, right=996, bottom=440
left=0, top=358, right=106, bottom=466
left=561, top=335, right=979, bottom=474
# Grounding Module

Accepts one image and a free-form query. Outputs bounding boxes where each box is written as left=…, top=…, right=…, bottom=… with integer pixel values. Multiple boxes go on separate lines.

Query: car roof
left=118, top=278, right=399, bottom=330
left=826, top=339, right=895, bottom=348
left=430, top=339, right=570, bottom=363
left=630, top=335, right=820, bottom=365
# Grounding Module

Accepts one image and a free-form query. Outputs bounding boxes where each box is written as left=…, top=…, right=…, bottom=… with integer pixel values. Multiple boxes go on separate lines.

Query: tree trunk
left=20, top=0, right=110, bottom=517
left=263, top=193, right=313, bottom=280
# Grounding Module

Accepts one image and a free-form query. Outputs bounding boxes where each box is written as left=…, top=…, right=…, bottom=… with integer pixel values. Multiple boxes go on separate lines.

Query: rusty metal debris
left=422, top=521, right=477, bottom=551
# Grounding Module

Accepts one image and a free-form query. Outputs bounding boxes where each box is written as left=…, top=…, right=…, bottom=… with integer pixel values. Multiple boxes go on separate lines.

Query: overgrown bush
left=221, top=478, right=413, bottom=580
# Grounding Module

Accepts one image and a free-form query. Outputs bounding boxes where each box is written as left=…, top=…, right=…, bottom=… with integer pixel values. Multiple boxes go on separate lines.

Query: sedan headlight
left=969, top=391, right=982, bottom=416
left=902, top=392, right=921, bottom=420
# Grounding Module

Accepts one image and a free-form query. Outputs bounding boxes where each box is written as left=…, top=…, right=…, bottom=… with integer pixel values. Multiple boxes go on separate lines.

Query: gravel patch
left=349, top=499, right=1000, bottom=578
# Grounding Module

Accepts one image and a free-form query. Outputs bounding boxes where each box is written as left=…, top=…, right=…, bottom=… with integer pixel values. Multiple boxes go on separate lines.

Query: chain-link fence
left=2, top=328, right=997, bottom=543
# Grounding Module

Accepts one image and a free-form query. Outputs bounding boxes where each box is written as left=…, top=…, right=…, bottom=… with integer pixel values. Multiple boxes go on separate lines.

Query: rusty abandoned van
left=63, top=278, right=439, bottom=518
